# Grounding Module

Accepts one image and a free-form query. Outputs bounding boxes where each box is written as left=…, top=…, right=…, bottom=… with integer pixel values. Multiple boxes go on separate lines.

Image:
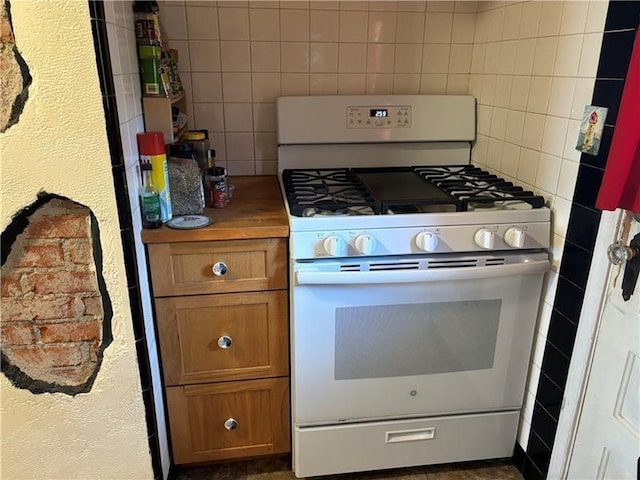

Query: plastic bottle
left=137, top=132, right=172, bottom=222
left=140, top=163, right=163, bottom=229
left=182, top=130, right=210, bottom=172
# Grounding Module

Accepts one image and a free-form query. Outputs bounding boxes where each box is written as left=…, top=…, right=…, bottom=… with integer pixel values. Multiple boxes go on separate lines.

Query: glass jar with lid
left=167, top=143, right=205, bottom=215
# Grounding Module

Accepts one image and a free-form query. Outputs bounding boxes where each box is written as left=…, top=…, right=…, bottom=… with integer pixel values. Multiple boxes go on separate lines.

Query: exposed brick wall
left=1, top=198, right=106, bottom=388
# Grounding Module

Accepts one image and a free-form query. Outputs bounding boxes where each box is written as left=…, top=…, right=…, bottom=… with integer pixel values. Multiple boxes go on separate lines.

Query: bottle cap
left=137, top=132, right=165, bottom=155
left=207, top=166, right=225, bottom=176
left=170, top=142, right=194, bottom=156
left=183, top=131, right=206, bottom=141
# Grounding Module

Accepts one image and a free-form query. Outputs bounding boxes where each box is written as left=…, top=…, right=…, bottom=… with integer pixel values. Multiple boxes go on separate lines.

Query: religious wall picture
left=576, top=105, right=608, bottom=156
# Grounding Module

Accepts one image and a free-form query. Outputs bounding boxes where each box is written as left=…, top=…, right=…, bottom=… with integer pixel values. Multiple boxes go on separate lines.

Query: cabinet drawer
left=167, top=378, right=290, bottom=464
left=156, top=291, right=288, bottom=386
left=147, top=238, right=287, bottom=297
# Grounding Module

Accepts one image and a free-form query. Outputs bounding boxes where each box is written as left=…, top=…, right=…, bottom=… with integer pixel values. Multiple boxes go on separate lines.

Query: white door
left=567, top=212, right=640, bottom=479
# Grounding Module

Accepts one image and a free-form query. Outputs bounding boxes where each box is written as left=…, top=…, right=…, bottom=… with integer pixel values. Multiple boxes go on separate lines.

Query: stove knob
left=415, top=232, right=439, bottom=252
left=354, top=234, right=377, bottom=255
left=504, top=227, right=526, bottom=248
left=474, top=228, right=495, bottom=249
left=323, top=235, right=346, bottom=256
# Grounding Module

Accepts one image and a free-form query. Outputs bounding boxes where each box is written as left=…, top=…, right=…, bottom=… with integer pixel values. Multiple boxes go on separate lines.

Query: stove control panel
left=290, top=222, right=550, bottom=260
left=346, top=106, right=412, bottom=129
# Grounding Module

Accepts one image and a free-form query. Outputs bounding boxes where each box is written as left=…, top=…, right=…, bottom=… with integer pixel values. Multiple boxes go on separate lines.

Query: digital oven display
left=370, top=109, right=388, bottom=118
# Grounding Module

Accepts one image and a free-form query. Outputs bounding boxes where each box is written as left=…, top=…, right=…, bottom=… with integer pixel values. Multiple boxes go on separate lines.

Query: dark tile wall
left=88, top=2, right=163, bottom=479
left=513, top=3, right=639, bottom=478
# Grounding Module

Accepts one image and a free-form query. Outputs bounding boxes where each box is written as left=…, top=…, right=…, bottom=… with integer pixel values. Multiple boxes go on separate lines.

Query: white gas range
left=277, top=95, right=550, bottom=478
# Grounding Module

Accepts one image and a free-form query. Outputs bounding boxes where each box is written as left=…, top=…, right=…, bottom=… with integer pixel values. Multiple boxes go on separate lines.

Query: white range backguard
left=277, top=95, right=550, bottom=478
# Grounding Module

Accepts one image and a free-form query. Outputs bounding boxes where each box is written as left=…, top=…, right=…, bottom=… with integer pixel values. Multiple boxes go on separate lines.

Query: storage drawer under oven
left=294, top=411, right=519, bottom=478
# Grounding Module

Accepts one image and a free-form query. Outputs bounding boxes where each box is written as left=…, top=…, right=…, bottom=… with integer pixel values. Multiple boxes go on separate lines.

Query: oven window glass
left=334, top=300, right=501, bottom=380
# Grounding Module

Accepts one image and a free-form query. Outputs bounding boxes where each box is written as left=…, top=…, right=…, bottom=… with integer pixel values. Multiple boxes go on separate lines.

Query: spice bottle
left=140, top=163, right=163, bottom=229
left=205, top=167, right=228, bottom=208
left=168, top=143, right=205, bottom=215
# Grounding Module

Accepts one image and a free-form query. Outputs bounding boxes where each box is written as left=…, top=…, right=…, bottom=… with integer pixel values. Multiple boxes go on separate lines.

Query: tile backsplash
left=159, top=0, right=478, bottom=175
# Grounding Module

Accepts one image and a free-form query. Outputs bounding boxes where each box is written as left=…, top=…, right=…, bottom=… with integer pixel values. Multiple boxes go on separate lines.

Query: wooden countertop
left=141, top=175, right=289, bottom=243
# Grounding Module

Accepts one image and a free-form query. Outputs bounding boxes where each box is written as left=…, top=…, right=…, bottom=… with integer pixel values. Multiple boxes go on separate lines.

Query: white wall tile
left=505, top=110, right=525, bottom=145
left=226, top=132, right=255, bottom=160
left=585, top=0, right=609, bottom=33
left=191, top=72, right=223, bottom=102
left=222, top=72, right=252, bottom=101
left=255, top=160, right=278, bottom=175
left=476, top=104, right=492, bottom=136
left=521, top=112, right=545, bottom=151
left=552, top=196, right=572, bottom=238
left=554, top=34, right=583, bottom=77
left=251, top=42, right=281, bottom=72
left=189, top=40, right=221, bottom=71
left=557, top=158, right=579, bottom=201
left=310, top=73, right=338, bottom=94
left=186, top=6, right=219, bottom=40
left=497, top=40, right=516, bottom=75
left=223, top=103, right=253, bottom=131
left=421, top=44, right=450, bottom=73
left=513, top=39, right=535, bottom=76
left=486, top=138, right=504, bottom=171
left=339, top=10, right=369, bottom=42
left=193, top=102, right=225, bottom=132
left=446, top=74, right=469, bottom=94
left=427, top=1, right=454, bottom=13
left=579, top=32, right=603, bottom=78
left=368, top=11, right=397, bottom=43
left=338, top=73, right=366, bottom=94
left=501, top=142, right=520, bottom=177
left=448, top=44, right=472, bottom=74
left=282, top=73, right=311, bottom=95
left=219, top=7, right=250, bottom=40
left=419, top=73, right=448, bottom=94
left=393, top=73, right=420, bottom=94
left=563, top=119, right=582, bottom=162
left=501, top=4, right=522, bottom=41
left=532, top=36, right=558, bottom=76
left=470, top=43, right=486, bottom=74
left=367, top=43, right=395, bottom=73
left=366, top=73, right=394, bottom=94
left=254, top=132, right=278, bottom=160
left=517, top=147, right=540, bottom=186
left=160, top=5, right=188, bottom=40
left=311, top=9, right=339, bottom=42
left=541, top=116, right=569, bottom=157
left=451, top=13, right=475, bottom=44
left=253, top=102, right=276, bottom=132
left=494, top=75, right=512, bottom=108
left=571, top=77, right=596, bottom=120
left=281, top=9, right=310, bottom=41
left=518, top=1, right=541, bottom=40
left=251, top=72, right=281, bottom=101
left=226, top=161, right=256, bottom=175
left=396, top=12, right=425, bottom=44
left=537, top=1, right=563, bottom=38
left=560, top=1, right=589, bottom=35
left=536, top=153, right=562, bottom=194
left=547, top=77, right=576, bottom=118
left=424, top=12, right=453, bottom=44
left=311, top=42, right=339, bottom=72
left=527, top=76, right=552, bottom=115
left=249, top=8, right=280, bottom=40
left=395, top=43, right=423, bottom=73
left=397, top=1, right=426, bottom=12
left=281, top=42, right=310, bottom=72
left=483, top=42, right=500, bottom=74
left=486, top=7, right=505, bottom=42
left=489, top=107, right=508, bottom=140
left=339, top=43, right=368, bottom=72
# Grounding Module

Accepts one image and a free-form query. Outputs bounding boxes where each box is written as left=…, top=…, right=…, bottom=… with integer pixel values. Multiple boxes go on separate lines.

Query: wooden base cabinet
left=147, top=237, right=290, bottom=465
left=167, top=378, right=290, bottom=464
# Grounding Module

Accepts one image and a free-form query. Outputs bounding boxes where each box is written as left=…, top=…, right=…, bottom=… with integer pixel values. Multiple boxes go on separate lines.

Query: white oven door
left=291, top=253, right=549, bottom=426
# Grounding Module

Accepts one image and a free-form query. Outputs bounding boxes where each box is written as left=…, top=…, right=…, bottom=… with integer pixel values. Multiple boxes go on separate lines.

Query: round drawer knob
left=217, top=336, right=233, bottom=349
left=212, top=262, right=228, bottom=276
left=224, top=418, right=238, bottom=431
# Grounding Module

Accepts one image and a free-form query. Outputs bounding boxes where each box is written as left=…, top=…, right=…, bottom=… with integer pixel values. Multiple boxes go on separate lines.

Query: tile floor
left=173, top=455, right=523, bottom=480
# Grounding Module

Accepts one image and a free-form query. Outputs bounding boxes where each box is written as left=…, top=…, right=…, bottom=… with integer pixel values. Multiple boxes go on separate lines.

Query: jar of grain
left=167, top=143, right=205, bottom=216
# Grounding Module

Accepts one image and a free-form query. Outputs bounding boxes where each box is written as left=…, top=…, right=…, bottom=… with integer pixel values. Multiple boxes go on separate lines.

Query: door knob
left=608, top=233, right=640, bottom=301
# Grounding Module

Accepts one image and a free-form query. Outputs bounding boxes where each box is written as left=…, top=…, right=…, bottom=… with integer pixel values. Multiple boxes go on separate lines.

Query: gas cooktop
left=282, top=165, right=546, bottom=218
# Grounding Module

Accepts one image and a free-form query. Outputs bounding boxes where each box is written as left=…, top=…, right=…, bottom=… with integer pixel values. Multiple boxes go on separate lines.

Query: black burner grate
left=414, top=165, right=546, bottom=210
left=282, top=169, right=379, bottom=216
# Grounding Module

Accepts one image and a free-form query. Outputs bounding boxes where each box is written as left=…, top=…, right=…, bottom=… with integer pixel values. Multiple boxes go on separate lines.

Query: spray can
left=136, top=132, right=172, bottom=222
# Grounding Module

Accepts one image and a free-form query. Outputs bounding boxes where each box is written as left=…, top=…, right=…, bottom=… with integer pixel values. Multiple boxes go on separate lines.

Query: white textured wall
left=0, top=2, right=153, bottom=479
left=468, top=0, right=609, bottom=449
left=104, top=1, right=171, bottom=477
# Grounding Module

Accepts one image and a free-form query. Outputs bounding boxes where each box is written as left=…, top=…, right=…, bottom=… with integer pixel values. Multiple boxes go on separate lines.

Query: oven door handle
left=295, top=260, right=550, bottom=285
